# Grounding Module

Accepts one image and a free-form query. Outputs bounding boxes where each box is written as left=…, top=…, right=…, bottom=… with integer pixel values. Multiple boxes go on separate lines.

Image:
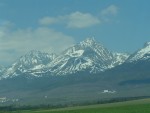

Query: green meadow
left=1, top=98, right=150, bottom=113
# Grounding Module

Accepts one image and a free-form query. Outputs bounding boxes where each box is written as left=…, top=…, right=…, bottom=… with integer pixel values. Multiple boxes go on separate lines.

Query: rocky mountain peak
left=127, top=42, right=150, bottom=62
left=144, top=42, right=150, bottom=47
left=80, top=37, right=97, bottom=47
left=0, top=38, right=131, bottom=79
left=19, top=50, right=56, bottom=65
left=1, top=50, right=56, bottom=79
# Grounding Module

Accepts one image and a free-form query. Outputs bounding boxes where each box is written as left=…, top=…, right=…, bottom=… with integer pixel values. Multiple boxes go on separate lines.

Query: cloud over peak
left=67, top=11, right=100, bottom=28
left=39, top=11, right=100, bottom=28
left=0, top=4, right=119, bottom=65
left=39, top=5, right=119, bottom=28
left=0, top=24, right=75, bottom=65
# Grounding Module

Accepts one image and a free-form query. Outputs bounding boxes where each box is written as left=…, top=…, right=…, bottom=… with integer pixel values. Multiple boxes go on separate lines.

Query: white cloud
left=39, top=11, right=101, bottom=28
left=67, top=12, right=100, bottom=28
left=39, top=17, right=58, bottom=25
left=39, top=5, right=119, bottom=28
left=0, top=24, right=75, bottom=65
left=101, top=5, right=118, bottom=16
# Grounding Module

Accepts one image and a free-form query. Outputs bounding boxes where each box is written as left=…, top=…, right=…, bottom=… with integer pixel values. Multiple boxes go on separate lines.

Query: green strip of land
left=1, top=98, right=150, bottom=113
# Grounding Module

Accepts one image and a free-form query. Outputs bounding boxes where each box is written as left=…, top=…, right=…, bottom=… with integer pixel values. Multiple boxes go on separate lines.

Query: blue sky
left=0, top=0, right=150, bottom=65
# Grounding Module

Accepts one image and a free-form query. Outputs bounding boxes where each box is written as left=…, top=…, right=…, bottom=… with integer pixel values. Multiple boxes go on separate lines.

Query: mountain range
left=0, top=38, right=150, bottom=106
left=0, top=38, right=129, bottom=79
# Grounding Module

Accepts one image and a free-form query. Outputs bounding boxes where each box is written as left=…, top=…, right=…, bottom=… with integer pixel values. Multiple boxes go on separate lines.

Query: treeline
left=0, top=96, right=150, bottom=112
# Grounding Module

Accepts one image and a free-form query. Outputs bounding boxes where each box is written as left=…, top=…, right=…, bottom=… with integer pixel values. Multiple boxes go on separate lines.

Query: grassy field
left=1, top=98, right=150, bottom=113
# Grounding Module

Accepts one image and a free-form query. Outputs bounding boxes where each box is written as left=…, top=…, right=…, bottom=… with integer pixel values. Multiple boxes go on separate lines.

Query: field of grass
left=1, top=98, right=150, bottom=113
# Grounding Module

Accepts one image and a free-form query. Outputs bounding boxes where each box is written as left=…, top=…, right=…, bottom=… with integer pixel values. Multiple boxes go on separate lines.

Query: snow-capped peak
left=45, top=38, right=117, bottom=75
left=112, top=52, right=129, bottom=65
left=127, top=42, right=150, bottom=62
left=2, top=38, right=146, bottom=80
left=66, top=48, right=84, bottom=57
left=19, top=50, right=56, bottom=66
left=80, top=37, right=97, bottom=47
left=144, top=42, right=150, bottom=47
left=1, top=50, right=56, bottom=79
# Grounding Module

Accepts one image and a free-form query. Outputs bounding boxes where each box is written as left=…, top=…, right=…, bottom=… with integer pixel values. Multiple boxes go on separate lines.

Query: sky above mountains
left=0, top=0, right=150, bottom=66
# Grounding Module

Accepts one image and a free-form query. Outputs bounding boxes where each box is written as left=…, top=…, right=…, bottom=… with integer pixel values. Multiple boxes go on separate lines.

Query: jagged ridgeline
left=0, top=38, right=129, bottom=79
left=0, top=38, right=150, bottom=106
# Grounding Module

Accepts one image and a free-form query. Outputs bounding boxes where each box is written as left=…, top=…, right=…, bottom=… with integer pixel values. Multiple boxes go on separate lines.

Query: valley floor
left=1, top=98, right=150, bottom=113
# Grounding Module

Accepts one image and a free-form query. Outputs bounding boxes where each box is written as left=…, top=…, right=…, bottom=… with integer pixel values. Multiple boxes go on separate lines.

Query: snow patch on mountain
left=0, top=38, right=132, bottom=79
left=31, top=64, right=45, bottom=70
left=1, top=50, right=56, bottom=79
left=128, top=42, right=150, bottom=62
left=45, top=38, right=122, bottom=75
left=113, top=52, right=129, bottom=65
left=66, top=47, right=84, bottom=57
left=80, top=37, right=96, bottom=46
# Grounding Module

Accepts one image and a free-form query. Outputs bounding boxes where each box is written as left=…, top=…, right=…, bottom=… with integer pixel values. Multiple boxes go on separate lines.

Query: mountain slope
left=0, top=40, right=150, bottom=106
left=45, top=38, right=127, bottom=75
left=0, top=38, right=129, bottom=79
left=104, top=42, right=150, bottom=86
left=112, top=52, right=129, bottom=66
left=1, top=50, right=56, bottom=79
left=127, top=42, right=150, bottom=62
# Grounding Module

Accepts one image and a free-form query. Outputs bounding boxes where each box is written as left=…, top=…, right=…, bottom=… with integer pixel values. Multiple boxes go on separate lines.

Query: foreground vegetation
left=30, top=104, right=150, bottom=113
left=0, top=98, right=150, bottom=113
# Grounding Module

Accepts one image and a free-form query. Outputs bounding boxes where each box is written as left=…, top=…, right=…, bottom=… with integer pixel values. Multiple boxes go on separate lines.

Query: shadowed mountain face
left=0, top=39, right=150, bottom=106
left=108, top=42, right=150, bottom=86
